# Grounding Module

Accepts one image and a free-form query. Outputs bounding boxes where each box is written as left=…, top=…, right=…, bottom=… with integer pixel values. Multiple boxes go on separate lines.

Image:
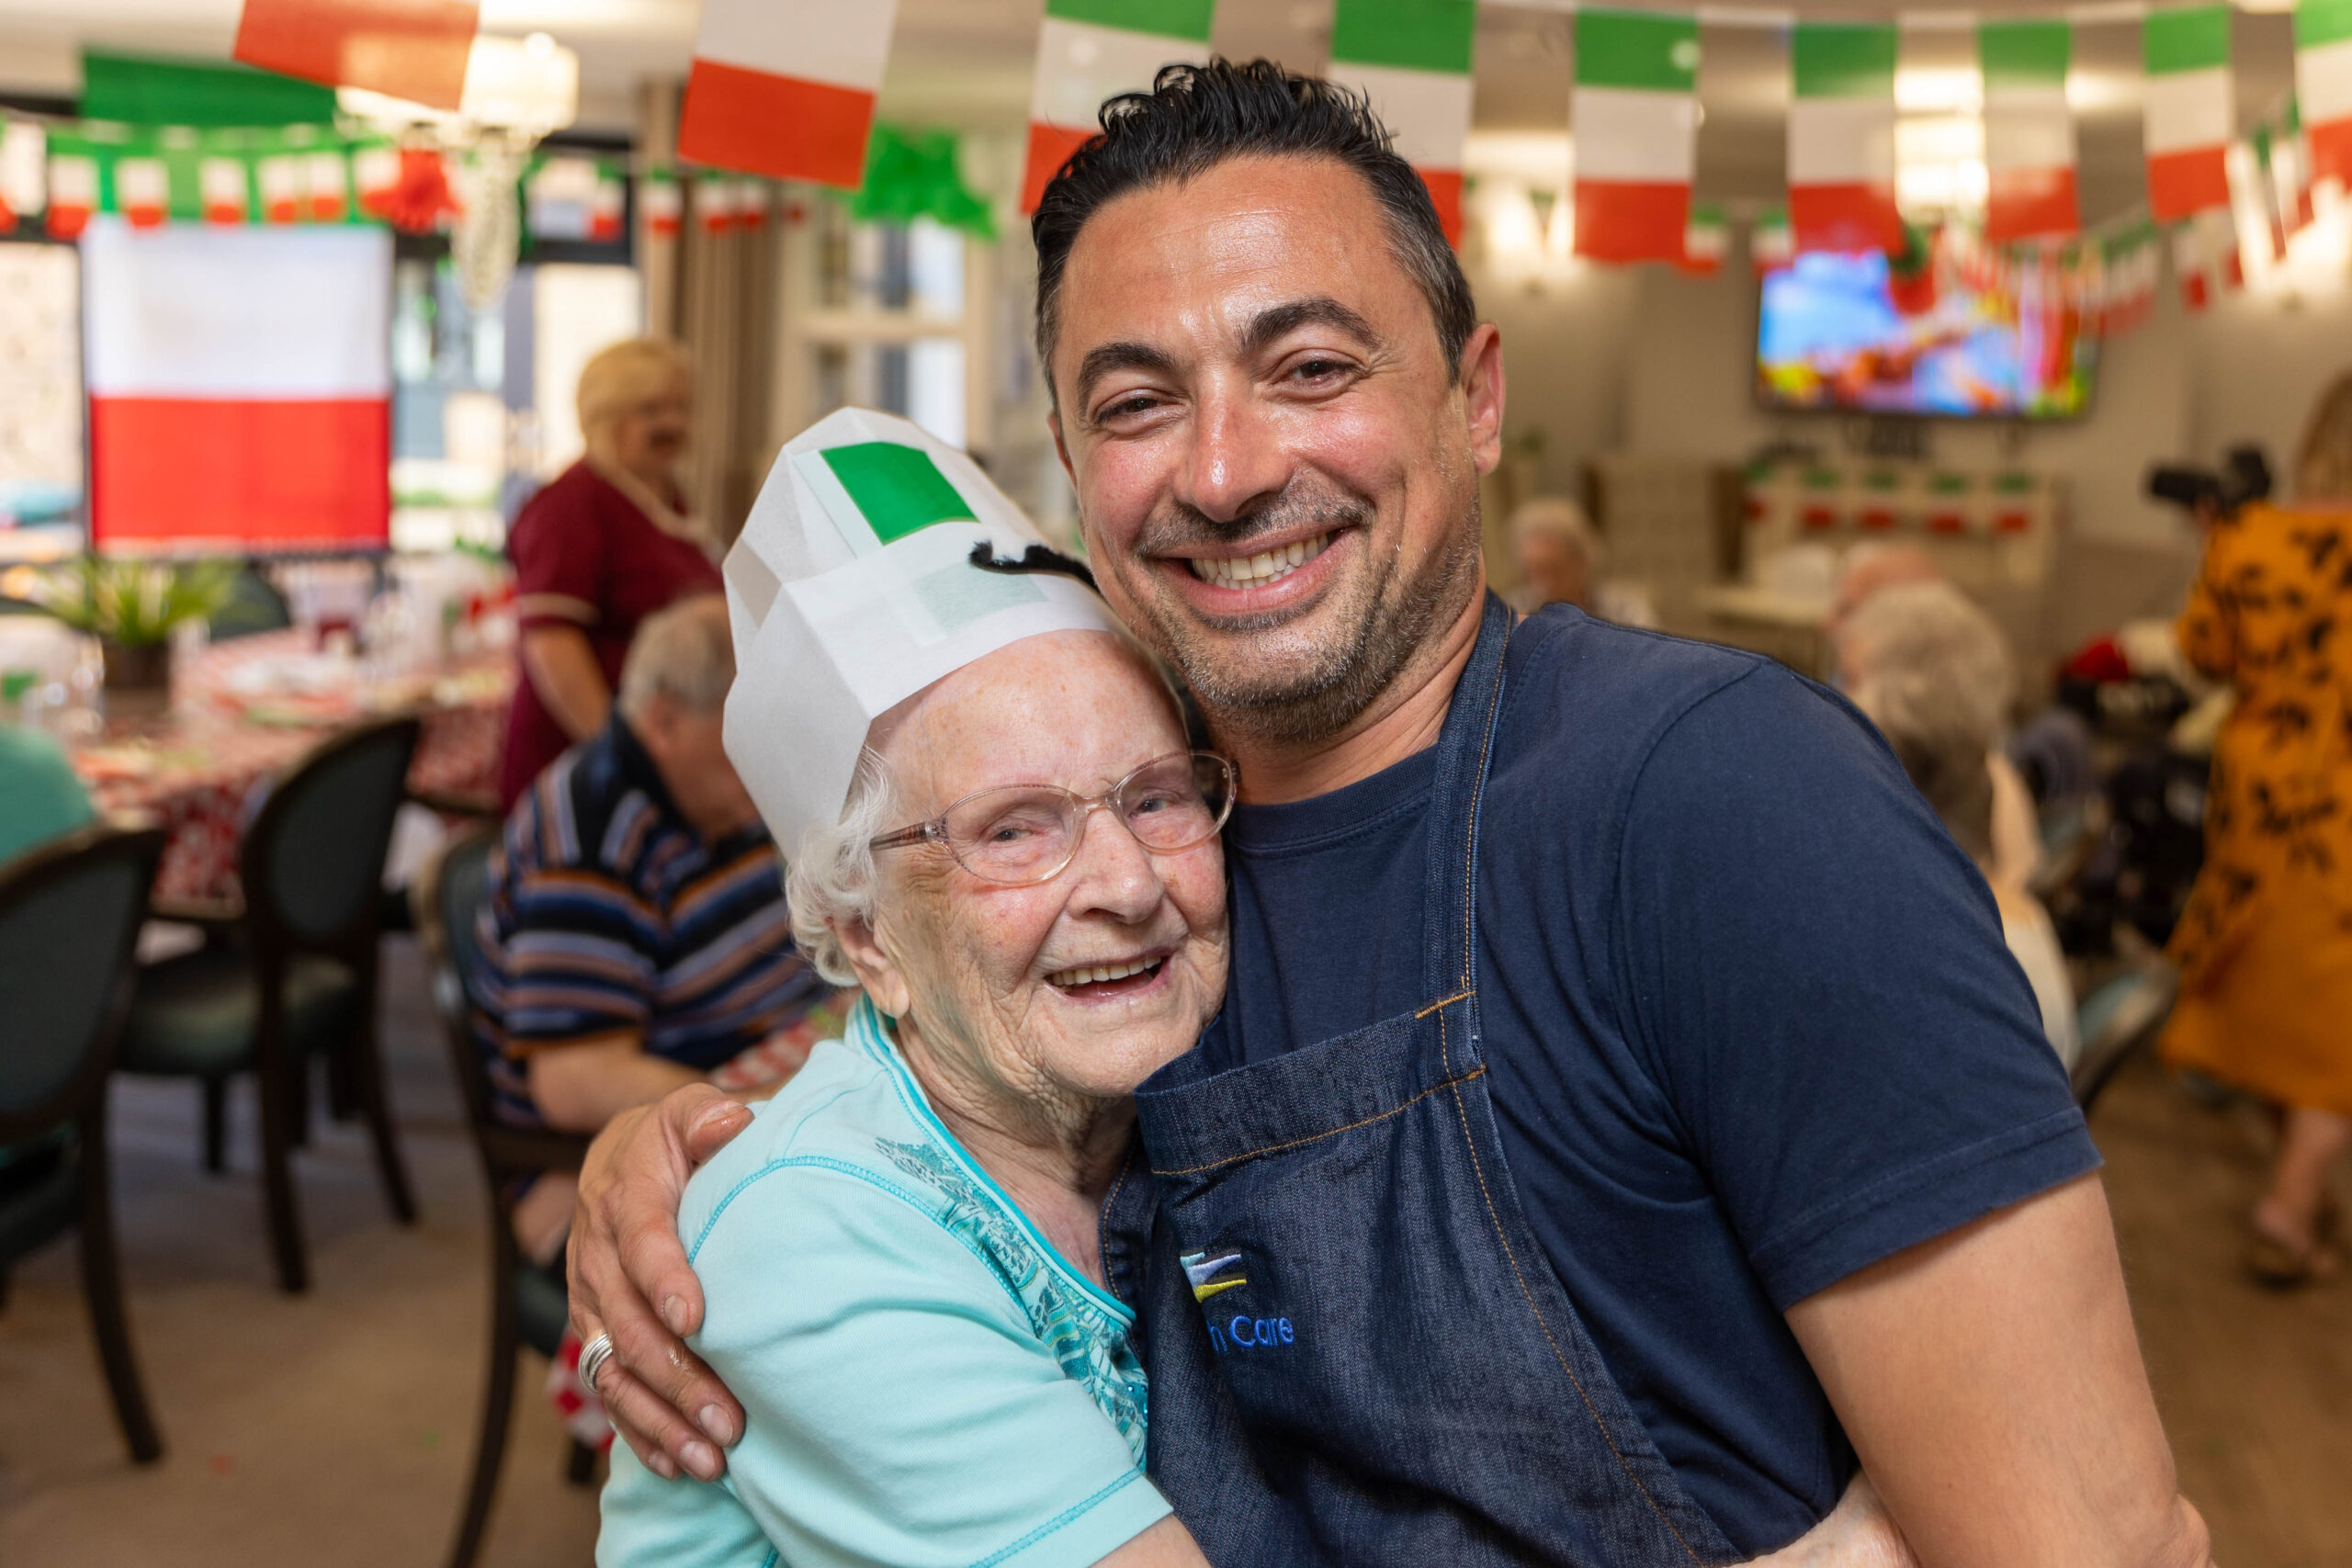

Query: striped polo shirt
left=474, top=715, right=826, bottom=1126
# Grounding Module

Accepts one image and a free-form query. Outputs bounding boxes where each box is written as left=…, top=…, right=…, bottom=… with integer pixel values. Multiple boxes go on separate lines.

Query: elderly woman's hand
left=567, top=1084, right=754, bottom=1482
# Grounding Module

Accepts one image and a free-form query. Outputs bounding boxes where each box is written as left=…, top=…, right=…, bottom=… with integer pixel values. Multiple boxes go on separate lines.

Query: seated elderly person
left=476, top=595, right=836, bottom=1259
left=1841, top=581, right=2080, bottom=1069
left=1507, top=496, right=1657, bottom=627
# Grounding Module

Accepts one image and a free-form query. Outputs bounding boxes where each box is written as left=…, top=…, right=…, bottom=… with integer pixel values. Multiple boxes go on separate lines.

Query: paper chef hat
left=721, top=408, right=1123, bottom=856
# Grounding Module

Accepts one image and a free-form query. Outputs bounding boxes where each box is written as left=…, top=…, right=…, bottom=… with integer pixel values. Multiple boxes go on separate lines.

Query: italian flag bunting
left=1788, top=23, right=1902, bottom=255
left=48, top=152, right=96, bottom=239
left=2297, top=0, right=2352, bottom=193
left=1752, top=206, right=1793, bottom=272
left=200, top=156, right=249, bottom=225
left=1328, top=0, right=1477, bottom=244
left=1571, top=8, right=1699, bottom=264
left=1681, top=204, right=1726, bottom=274
left=116, top=157, right=168, bottom=229
left=679, top=0, right=899, bottom=186
left=641, top=170, right=682, bottom=238
left=233, top=0, right=480, bottom=113
left=258, top=154, right=302, bottom=223
left=2173, top=221, right=2211, bottom=311
left=2143, top=6, right=2234, bottom=221
left=1023, top=0, right=1216, bottom=213
left=308, top=151, right=349, bottom=220
left=1980, top=20, right=2077, bottom=243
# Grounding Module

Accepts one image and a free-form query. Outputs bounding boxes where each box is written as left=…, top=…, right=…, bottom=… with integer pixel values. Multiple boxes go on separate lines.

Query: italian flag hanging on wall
left=83, top=219, right=392, bottom=550
left=1980, top=20, right=2078, bottom=242
left=678, top=0, right=899, bottom=186
left=2297, top=0, right=2352, bottom=192
left=2143, top=5, right=2234, bottom=221
left=1787, top=23, right=1902, bottom=255
left=1571, top=8, right=1699, bottom=263
left=1328, top=0, right=1477, bottom=244
left=1023, top=0, right=1216, bottom=213
left=233, top=0, right=480, bottom=113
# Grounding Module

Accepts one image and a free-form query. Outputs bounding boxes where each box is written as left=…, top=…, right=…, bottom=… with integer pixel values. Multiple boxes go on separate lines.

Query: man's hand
left=1787, top=1174, right=2214, bottom=1568
left=1750, top=1474, right=1917, bottom=1568
left=567, top=1083, right=753, bottom=1482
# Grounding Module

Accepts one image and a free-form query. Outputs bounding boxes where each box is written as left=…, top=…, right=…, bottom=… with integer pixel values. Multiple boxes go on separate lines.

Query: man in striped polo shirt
left=475, top=595, right=835, bottom=1259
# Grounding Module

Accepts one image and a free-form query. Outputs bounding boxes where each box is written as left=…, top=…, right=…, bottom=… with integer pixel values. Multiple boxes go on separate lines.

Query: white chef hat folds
left=721, top=407, right=1121, bottom=856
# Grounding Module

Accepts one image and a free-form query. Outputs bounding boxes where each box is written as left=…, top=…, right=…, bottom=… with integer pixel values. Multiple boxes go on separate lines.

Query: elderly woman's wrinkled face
left=609, top=371, right=693, bottom=479
left=851, top=631, right=1228, bottom=1111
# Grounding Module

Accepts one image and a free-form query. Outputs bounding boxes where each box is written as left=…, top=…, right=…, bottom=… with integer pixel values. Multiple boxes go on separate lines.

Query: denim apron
left=1102, top=594, right=1741, bottom=1566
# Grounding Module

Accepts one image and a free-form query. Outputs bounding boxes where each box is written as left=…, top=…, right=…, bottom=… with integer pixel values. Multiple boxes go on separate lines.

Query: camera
left=2145, top=445, right=2273, bottom=518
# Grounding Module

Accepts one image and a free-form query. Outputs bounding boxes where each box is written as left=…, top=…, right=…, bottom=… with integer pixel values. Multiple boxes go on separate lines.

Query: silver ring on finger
left=578, top=1331, right=617, bottom=1394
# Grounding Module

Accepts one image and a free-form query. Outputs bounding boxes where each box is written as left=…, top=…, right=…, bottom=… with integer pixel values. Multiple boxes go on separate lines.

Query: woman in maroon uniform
left=498, top=337, right=723, bottom=807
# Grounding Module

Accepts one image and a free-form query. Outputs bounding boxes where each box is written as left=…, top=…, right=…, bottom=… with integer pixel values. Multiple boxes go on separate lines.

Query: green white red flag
left=679, top=0, right=899, bottom=186
left=1681, top=203, right=1726, bottom=274
left=232, top=0, right=479, bottom=112
left=117, top=157, right=168, bottom=229
left=1328, top=0, right=1477, bottom=244
left=45, top=152, right=96, bottom=239
left=2172, top=220, right=2212, bottom=310
left=1571, top=8, right=1698, bottom=263
left=641, top=170, right=682, bottom=238
left=201, top=157, right=249, bottom=224
left=2143, top=6, right=2234, bottom=221
left=2296, top=0, right=2352, bottom=192
left=1787, top=23, right=1902, bottom=254
left=1752, top=206, right=1793, bottom=271
left=1980, top=20, right=2077, bottom=243
left=1023, top=0, right=1216, bottom=213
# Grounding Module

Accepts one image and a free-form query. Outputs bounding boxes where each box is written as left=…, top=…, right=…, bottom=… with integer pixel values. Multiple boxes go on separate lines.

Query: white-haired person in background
left=1840, top=582, right=2080, bottom=1069
left=498, top=337, right=721, bottom=809
left=1508, top=496, right=1657, bottom=628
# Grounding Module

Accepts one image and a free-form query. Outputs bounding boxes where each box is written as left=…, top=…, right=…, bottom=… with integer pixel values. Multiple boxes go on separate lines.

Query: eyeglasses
left=869, top=750, right=1237, bottom=888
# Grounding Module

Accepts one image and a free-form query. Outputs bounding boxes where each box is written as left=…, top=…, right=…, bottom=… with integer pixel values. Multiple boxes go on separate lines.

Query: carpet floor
left=2, top=936, right=2347, bottom=1563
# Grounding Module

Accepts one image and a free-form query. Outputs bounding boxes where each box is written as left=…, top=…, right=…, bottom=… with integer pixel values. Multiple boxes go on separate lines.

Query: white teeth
left=1187, top=532, right=1331, bottom=589
left=1048, top=957, right=1159, bottom=988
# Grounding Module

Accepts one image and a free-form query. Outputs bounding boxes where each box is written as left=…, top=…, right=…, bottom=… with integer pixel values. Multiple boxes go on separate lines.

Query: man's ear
left=834, top=913, right=914, bottom=1020
left=1458, top=321, right=1507, bottom=478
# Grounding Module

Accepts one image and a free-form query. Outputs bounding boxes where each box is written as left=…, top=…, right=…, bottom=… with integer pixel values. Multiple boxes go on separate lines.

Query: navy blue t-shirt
left=1209, top=606, right=2098, bottom=1555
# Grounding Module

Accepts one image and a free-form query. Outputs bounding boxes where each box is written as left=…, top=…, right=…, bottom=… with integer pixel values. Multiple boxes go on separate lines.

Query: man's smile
left=1184, top=530, right=1335, bottom=590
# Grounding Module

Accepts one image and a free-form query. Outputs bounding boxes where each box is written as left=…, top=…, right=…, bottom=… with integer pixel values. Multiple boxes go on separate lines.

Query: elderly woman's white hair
left=1842, top=581, right=2016, bottom=863
left=578, top=337, right=691, bottom=468
left=1509, top=496, right=1602, bottom=572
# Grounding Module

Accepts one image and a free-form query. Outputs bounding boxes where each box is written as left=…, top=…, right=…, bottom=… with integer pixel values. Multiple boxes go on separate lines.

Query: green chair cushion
left=0, top=1141, right=79, bottom=1266
left=514, top=1257, right=571, bottom=1361
left=118, top=948, right=361, bottom=1078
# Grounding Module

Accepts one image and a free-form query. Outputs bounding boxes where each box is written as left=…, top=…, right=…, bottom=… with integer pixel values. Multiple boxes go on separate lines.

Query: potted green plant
left=26, top=556, right=236, bottom=718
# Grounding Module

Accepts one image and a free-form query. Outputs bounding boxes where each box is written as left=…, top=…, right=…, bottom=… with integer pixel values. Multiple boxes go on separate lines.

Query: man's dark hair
left=1031, top=58, right=1477, bottom=399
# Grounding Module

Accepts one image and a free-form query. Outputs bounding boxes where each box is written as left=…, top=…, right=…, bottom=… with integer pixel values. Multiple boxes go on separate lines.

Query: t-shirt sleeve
left=1614, top=664, right=2099, bottom=1311
left=648, top=1161, right=1171, bottom=1568
left=510, top=482, right=606, bottom=630
left=497, top=854, right=660, bottom=1053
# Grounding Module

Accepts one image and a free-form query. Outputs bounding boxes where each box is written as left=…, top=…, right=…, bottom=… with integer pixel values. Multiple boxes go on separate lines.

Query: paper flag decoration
left=1328, top=0, right=1477, bottom=244
left=1572, top=8, right=1699, bottom=263
left=1788, top=23, right=1902, bottom=254
left=201, top=156, right=249, bottom=224
left=1752, top=206, right=1793, bottom=271
left=1681, top=203, right=1726, bottom=274
left=591, top=175, right=623, bottom=242
left=116, top=157, right=168, bottom=229
left=83, top=218, right=392, bottom=550
left=2173, top=220, right=2211, bottom=310
left=721, top=407, right=1124, bottom=856
left=2143, top=6, right=2234, bottom=221
left=1023, top=0, right=1216, bottom=213
left=232, top=0, right=480, bottom=114
left=2298, top=0, right=2352, bottom=192
left=47, top=152, right=96, bottom=239
left=679, top=0, right=898, bottom=186
left=1981, top=20, right=2078, bottom=243
left=641, top=171, right=682, bottom=238
left=308, top=150, right=349, bottom=220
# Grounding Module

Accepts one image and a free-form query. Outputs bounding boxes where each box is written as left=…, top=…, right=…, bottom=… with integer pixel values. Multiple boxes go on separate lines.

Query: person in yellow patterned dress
left=2162, top=373, right=2352, bottom=1286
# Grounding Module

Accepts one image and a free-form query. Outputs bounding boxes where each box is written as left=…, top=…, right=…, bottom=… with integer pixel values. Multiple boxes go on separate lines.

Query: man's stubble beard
left=1112, top=479, right=1487, bottom=750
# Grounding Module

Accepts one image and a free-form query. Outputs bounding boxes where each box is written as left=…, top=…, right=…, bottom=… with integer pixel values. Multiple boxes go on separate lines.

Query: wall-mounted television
left=1757, top=250, right=2095, bottom=421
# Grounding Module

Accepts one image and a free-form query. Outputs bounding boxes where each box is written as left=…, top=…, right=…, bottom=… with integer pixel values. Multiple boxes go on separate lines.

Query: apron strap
left=1419, top=592, right=1516, bottom=1001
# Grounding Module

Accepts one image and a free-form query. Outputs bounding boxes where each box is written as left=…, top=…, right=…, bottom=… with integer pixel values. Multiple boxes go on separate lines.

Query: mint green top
left=0, top=727, right=95, bottom=870
left=597, top=999, right=1170, bottom=1568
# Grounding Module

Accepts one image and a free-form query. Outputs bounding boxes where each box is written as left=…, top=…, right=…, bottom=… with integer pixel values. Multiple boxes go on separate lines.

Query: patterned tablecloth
left=69, top=629, right=513, bottom=903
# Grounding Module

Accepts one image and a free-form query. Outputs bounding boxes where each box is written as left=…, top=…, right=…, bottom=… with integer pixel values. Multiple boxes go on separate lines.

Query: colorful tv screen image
left=1757, top=249, right=2095, bottom=421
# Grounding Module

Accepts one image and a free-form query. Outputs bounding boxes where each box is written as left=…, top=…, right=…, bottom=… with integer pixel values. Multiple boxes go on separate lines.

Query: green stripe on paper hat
left=820, top=443, right=978, bottom=545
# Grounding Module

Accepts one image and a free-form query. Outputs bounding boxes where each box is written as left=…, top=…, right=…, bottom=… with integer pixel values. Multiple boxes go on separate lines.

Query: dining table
left=65, top=626, right=514, bottom=905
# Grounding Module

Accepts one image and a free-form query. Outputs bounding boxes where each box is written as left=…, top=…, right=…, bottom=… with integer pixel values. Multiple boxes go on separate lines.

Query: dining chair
left=2072, top=964, right=2180, bottom=1115
left=413, top=824, right=598, bottom=1568
left=116, top=715, right=423, bottom=1294
left=0, top=823, right=170, bottom=1464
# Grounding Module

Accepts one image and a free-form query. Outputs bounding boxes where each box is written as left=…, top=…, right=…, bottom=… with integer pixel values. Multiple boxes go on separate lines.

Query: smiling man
left=566, top=62, right=2211, bottom=1567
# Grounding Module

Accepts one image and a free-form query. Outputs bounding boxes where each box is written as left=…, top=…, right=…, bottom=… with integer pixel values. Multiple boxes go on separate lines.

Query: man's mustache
left=1131, top=484, right=1373, bottom=558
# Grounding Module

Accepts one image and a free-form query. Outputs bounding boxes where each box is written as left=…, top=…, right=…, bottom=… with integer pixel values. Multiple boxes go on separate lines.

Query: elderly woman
left=499, top=337, right=720, bottom=807
left=1841, top=581, right=2078, bottom=1068
left=1507, top=495, right=1656, bottom=627
left=596, top=623, right=1230, bottom=1567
